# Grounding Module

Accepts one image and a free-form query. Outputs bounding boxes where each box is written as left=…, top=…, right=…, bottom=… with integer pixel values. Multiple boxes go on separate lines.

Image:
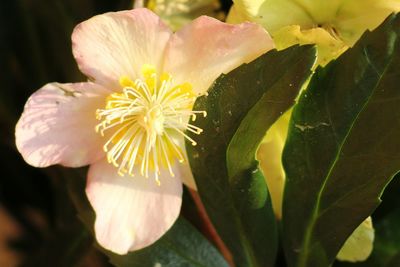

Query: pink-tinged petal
left=164, top=16, right=274, bottom=94
left=177, top=160, right=197, bottom=190
left=173, top=138, right=197, bottom=190
left=72, top=8, right=172, bottom=90
left=15, top=82, right=109, bottom=168
left=86, top=158, right=183, bottom=254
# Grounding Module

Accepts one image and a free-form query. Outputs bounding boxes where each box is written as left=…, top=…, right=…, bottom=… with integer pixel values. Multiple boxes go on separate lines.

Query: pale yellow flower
left=228, top=0, right=400, bottom=65
left=256, top=109, right=290, bottom=220
left=337, top=217, right=375, bottom=262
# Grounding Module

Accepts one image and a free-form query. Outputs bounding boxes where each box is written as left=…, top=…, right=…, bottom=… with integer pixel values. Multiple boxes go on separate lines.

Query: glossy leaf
left=66, top=171, right=228, bottom=267
left=282, top=14, right=400, bottom=267
left=333, top=174, right=400, bottom=267
left=187, top=46, right=315, bottom=267
left=107, top=218, right=229, bottom=267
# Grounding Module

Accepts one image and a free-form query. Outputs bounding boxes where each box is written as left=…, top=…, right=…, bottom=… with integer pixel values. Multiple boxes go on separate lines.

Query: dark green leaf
left=282, top=14, right=400, bottom=267
left=66, top=171, right=228, bottom=267
left=333, top=174, right=400, bottom=267
left=107, top=218, right=229, bottom=267
left=187, top=46, right=315, bottom=267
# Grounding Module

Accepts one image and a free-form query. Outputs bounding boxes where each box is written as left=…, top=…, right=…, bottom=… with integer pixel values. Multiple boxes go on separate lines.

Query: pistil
left=95, top=65, right=206, bottom=184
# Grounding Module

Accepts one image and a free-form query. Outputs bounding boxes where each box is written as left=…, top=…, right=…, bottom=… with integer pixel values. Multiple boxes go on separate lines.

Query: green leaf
left=66, top=171, right=228, bottom=267
left=187, top=46, right=315, bottom=267
left=282, top=14, right=400, bottom=267
left=333, top=175, right=400, bottom=267
left=107, top=218, right=229, bottom=267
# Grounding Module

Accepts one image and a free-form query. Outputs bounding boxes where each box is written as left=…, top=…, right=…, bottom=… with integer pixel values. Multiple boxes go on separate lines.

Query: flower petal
left=72, top=8, right=172, bottom=90
left=86, top=158, right=183, bottom=254
left=231, top=0, right=399, bottom=49
left=226, top=4, right=250, bottom=24
left=172, top=137, right=197, bottom=190
left=337, top=216, right=375, bottom=262
left=256, top=110, right=291, bottom=219
left=177, top=158, right=197, bottom=190
left=272, top=25, right=348, bottom=66
left=15, top=82, right=109, bottom=168
left=335, top=0, right=400, bottom=46
left=147, top=0, right=224, bottom=31
left=164, top=16, right=274, bottom=94
left=230, top=0, right=315, bottom=32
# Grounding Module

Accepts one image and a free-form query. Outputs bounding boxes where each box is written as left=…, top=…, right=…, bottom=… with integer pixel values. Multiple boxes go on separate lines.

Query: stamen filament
left=95, top=65, right=205, bottom=184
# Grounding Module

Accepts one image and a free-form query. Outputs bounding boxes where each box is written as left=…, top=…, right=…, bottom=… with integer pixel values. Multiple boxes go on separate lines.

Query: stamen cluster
left=95, top=65, right=206, bottom=184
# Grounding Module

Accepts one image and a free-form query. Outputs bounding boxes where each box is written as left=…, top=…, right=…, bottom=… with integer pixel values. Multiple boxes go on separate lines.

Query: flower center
left=313, top=23, right=340, bottom=40
left=95, top=64, right=206, bottom=184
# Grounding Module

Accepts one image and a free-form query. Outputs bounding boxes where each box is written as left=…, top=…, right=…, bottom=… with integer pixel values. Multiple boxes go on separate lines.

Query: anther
left=95, top=66, right=205, bottom=184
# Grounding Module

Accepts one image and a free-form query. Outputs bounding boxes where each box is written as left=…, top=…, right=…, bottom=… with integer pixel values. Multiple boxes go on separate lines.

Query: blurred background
left=1, top=1, right=400, bottom=267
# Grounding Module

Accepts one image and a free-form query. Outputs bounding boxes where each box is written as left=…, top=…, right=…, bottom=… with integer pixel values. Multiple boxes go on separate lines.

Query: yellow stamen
left=95, top=65, right=206, bottom=184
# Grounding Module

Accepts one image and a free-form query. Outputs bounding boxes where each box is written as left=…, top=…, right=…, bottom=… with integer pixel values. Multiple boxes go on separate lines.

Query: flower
left=256, top=109, right=291, bottom=220
left=337, top=217, right=374, bottom=262
left=15, top=8, right=273, bottom=254
left=228, top=0, right=400, bottom=65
